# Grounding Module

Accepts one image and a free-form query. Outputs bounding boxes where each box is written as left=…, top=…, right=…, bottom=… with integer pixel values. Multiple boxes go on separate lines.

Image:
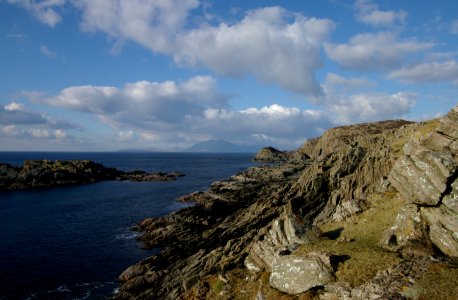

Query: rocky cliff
left=116, top=106, right=458, bottom=300
left=0, top=160, right=184, bottom=190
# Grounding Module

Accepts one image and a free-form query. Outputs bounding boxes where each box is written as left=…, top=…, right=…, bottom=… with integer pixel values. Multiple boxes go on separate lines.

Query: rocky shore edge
left=0, top=159, right=184, bottom=190
left=115, top=104, right=458, bottom=300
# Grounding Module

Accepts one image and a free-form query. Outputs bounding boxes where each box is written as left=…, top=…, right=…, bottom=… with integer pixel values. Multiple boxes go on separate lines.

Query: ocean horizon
left=0, top=152, right=257, bottom=299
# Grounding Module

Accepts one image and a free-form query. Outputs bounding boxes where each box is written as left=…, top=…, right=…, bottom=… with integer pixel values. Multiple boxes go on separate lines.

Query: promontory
left=0, top=159, right=184, bottom=190
left=116, top=104, right=458, bottom=299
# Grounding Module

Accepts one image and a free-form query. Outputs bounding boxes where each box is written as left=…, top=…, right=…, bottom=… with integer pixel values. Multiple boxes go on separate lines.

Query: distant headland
left=0, top=159, right=184, bottom=190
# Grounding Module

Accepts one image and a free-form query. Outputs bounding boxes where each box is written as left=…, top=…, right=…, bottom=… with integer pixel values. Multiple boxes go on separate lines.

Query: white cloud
left=451, top=20, right=458, bottom=34
left=324, top=32, right=433, bottom=70
left=10, top=2, right=334, bottom=95
left=1, top=124, right=70, bottom=141
left=1, top=125, right=21, bottom=136
left=6, top=0, right=65, bottom=27
left=74, top=0, right=199, bottom=53
left=0, top=102, right=77, bottom=144
left=40, top=45, right=57, bottom=58
left=197, top=104, right=330, bottom=147
left=54, top=129, right=67, bottom=139
left=355, top=0, right=406, bottom=27
left=116, top=130, right=134, bottom=142
left=174, top=7, right=335, bottom=96
left=4, top=102, right=25, bottom=111
left=26, top=78, right=332, bottom=149
left=320, top=73, right=416, bottom=124
left=44, top=76, right=227, bottom=126
left=325, top=73, right=375, bottom=91
left=388, top=60, right=458, bottom=83
left=1, top=102, right=48, bottom=124
left=327, top=92, right=416, bottom=124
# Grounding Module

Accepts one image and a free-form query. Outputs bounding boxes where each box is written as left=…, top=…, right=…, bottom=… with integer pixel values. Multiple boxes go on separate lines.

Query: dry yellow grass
left=295, top=191, right=404, bottom=287
left=399, top=263, right=458, bottom=300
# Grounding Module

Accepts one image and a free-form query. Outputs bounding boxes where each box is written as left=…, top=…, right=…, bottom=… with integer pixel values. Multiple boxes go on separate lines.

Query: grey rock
left=245, top=210, right=322, bottom=272
left=379, top=204, right=424, bottom=251
left=254, top=147, right=290, bottom=163
left=387, top=105, right=458, bottom=256
left=421, top=206, right=458, bottom=257
left=269, top=253, right=334, bottom=294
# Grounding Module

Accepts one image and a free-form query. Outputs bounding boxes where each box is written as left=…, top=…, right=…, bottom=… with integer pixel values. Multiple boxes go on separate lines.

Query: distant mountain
left=184, top=139, right=260, bottom=153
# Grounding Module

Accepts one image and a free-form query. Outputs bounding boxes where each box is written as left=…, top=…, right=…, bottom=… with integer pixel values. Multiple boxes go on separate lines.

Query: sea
left=0, top=152, right=257, bottom=300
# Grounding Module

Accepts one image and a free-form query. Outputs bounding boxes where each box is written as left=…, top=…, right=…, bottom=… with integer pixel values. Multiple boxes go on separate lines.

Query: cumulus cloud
left=72, top=2, right=334, bottom=96
left=389, top=60, right=458, bottom=83
left=115, top=130, right=134, bottom=142
left=6, top=0, right=65, bottom=27
left=194, top=104, right=331, bottom=148
left=9, top=1, right=334, bottom=95
left=74, top=0, right=198, bottom=53
left=44, top=76, right=227, bottom=126
left=27, top=77, right=332, bottom=149
left=326, top=92, right=416, bottom=124
left=355, top=0, right=406, bottom=27
left=1, top=101, right=77, bottom=128
left=320, top=73, right=416, bottom=124
left=174, top=7, right=335, bottom=96
left=324, top=32, right=433, bottom=70
left=1, top=102, right=48, bottom=125
left=0, top=102, right=77, bottom=144
left=39, top=45, right=57, bottom=58
left=324, top=73, right=375, bottom=93
left=1, top=124, right=69, bottom=140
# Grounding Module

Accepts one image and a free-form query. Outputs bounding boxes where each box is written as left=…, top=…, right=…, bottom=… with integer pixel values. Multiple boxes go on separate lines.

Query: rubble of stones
left=0, top=159, right=184, bottom=190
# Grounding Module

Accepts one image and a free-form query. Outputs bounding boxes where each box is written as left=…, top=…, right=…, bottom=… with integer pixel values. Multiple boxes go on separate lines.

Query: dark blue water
left=0, top=152, right=256, bottom=300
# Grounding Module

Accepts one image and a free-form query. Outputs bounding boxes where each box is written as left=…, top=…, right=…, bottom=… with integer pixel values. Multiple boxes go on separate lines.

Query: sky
left=0, top=0, right=457, bottom=151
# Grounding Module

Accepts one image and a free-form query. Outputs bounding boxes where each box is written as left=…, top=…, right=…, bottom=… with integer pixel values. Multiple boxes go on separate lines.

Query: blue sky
left=0, top=0, right=457, bottom=151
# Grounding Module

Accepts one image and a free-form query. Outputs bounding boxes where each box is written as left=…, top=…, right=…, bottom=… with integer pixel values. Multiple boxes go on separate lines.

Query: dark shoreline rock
left=0, top=159, right=184, bottom=190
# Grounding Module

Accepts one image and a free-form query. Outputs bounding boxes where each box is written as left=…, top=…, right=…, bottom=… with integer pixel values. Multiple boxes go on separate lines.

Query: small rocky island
left=116, top=105, right=458, bottom=300
left=0, top=159, right=184, bottom=190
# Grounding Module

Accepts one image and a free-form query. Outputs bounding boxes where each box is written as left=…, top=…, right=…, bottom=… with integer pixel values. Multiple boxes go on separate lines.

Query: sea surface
left=0, top=152, right=257, bottom=300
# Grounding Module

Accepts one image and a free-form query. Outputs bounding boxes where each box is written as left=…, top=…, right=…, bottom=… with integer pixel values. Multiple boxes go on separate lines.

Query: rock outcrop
left=0, top=160, right=184, bottom=190
left=253, top=147, right=291, bottom=163
left=382, top=106, right=458, bottom=256
left=115, top=105, right=458, bottom=299
left=116, top=118, right=429, bottom=299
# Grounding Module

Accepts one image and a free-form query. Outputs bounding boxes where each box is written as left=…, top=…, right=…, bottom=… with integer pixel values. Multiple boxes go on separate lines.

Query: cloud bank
left=28, top=77, right=332, bottom=149
left=71, top=3, right=335, bottom=96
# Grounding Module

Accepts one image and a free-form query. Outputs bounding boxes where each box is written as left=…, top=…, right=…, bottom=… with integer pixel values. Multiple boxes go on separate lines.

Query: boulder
left=269, top=253, right=334, bottom=294
left=245, top=210, right=321, bottom=272
left=421, top=205, right=458, bottom=257
left=379, top=204, right=424, bottom=251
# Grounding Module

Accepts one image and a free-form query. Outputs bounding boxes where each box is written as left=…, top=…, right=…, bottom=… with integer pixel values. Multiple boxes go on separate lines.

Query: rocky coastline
left=115, top=104, right=458, bottom=299
left=0, top=159, right=184, bottom=190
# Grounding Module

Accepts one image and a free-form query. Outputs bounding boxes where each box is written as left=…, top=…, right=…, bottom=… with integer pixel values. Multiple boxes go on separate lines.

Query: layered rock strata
left=382, top=106, right=458, bottom=256
left=116, top=119, right=420, bottom=299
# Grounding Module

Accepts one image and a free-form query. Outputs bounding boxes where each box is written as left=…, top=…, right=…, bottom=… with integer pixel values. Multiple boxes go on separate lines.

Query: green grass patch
left=295, top=192, right=404, bottom=287
left=402, top=263, right=458, bottom=300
